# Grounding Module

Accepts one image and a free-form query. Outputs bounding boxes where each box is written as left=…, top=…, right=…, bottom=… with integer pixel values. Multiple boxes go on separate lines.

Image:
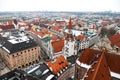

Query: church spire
left=68, top=18, right=72, bottom=29
left=66, top=18, right=73, bottom=39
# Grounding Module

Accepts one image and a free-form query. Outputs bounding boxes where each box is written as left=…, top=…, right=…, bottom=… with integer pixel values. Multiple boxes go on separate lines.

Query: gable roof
left=78, top=48, right=101, bottom=65
left=46, top=56, right=68, bottom=75
left=51, top=39, right=64, bottom=53
left=105, top=53, right=120, bottom=74
left=77, top=48, right=120, bottom=79
left=85, top=51, right=111, bottom=80
left=109, top=34, right=120, bottom=47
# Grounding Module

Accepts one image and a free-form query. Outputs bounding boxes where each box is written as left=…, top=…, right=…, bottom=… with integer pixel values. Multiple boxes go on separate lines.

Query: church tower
left=64, top=18, right=77, bottom=57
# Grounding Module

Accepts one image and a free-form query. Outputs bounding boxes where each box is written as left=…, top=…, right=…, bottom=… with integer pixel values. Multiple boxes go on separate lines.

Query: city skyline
left=0, top=0, right=120, bottom=12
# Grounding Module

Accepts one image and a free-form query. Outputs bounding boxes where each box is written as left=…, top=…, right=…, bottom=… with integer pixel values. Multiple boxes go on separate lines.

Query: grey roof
left=28, top=63, right=57, bottom=80
left=0, top=69, right=38, bottom=80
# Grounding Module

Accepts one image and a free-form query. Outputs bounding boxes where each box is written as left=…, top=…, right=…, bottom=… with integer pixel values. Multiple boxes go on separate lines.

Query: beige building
left=0, top=30, right=40, bottom=70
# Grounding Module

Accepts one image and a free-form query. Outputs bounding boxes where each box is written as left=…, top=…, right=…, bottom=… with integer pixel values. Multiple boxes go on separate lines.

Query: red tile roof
left=85, top=51, right=111, bottom=80
left=41, top=28, right=48, bottom=34
left=51, top=34, right=58, bottom=41
left=51, top=39, right=64, bottom=53
left=0, top=25, right=15, bottom=30
left=46, top=56, right=68, bottom=75
left=75, top=34, right=86, bottom=40
left=109, top=34, right=120, bottom=47
left=105, top=53, right=120, bottom=74
left=77, top=48, right=120, bottom=79
left=30, top=27, right=45, bottom=38
left=51, top=26, right=62, bottom=31
left=7, top=21, right=13, bottom=25
left=78, top=48, right=101, bottom=65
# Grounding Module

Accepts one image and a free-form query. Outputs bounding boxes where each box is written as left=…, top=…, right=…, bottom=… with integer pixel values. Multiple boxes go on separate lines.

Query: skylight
left=35, top=70, right=42, bottom=75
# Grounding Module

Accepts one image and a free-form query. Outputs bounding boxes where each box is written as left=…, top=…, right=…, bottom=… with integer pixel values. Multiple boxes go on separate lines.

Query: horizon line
left=0, top=10, right=120, bottom=13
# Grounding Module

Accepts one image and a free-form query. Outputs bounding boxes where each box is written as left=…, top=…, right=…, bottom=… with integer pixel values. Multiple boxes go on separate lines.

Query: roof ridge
left=92, top=50, right=106, bottom=80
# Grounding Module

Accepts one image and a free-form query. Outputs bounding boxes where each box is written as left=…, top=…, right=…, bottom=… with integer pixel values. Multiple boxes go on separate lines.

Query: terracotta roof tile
left=41, top=28, right=48, bottom=34
left=0, top=25, right=15, bottom=30
left=116, top=42, right=120, bottom=47
left=77, top=48, right=120, bottom=79
left=30, top=27, right=45, bottom=38
left=85, top=52, right=111, bottom=80
left=105, top=53, right=120, bottom=74
left=78, top=48, right=101, bottom=65
left=51, top=39, right=64, bottom=53
left=75, top=34, right=86, bottom=40
left=109, top=34, right=120, bottom=47
left=46, top=56, right=68, bottom=75
left=7, top=21, right=13, bottom=25
left=51, top=26, right=62, bottom=31
left=51, top=34, right=58, bottom=41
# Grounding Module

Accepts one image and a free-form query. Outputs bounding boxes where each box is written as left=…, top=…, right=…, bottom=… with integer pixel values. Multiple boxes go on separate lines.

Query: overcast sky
left=0, top=0, right=120, bottom=12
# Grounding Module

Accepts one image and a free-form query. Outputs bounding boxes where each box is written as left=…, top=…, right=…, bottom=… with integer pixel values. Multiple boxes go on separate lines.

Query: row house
left=75, top=34, right=89, bottom=51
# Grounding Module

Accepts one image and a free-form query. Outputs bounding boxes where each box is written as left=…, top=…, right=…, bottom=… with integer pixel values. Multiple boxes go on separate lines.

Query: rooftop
left=46, top=56, right=69, bottom=75
left=26, top=63, right=56, bottom=80
left=51, top=39, right=64, bottom=53
left=77, top=48, right=120, bottom=79
left=0, top=30, right=38, bottom=53
left=0, top=69, right=38, bottom=80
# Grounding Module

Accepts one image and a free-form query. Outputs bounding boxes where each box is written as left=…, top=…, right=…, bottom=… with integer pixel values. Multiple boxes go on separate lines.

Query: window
left=35, top=70, right=42, bottom=75
left=12, top=55, right=14, bottom=58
